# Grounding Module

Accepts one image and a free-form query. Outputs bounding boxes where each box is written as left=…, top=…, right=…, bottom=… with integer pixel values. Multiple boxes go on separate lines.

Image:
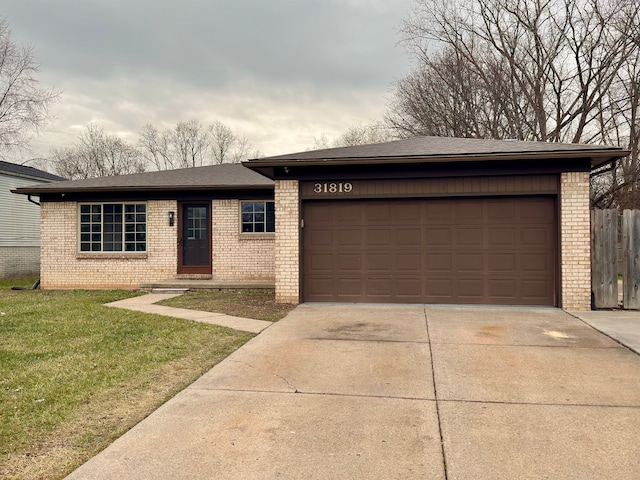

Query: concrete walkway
left=65, top=304, right=640, bottom=479
left=105, top=293, right=272, bottom=333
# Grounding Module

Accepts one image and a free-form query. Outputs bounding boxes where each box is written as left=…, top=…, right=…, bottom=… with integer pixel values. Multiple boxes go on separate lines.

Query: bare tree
left=0, top=17, right=59, bottom=157
left=591, top=48, right=640, bottom=208
left=137, top=123, right=173, bottom=170
left=210, top=120, right=236, bottom=164
left=229, top=134, right=260, bottom=162
left=334, top=123, right=394, bottom=146
left=310, top=133, right=331, bottom=150
left=138, top=119, right=252, bottom=169
left=172, top=119, right=212, bottom=167
left=49, top=124, right=145, bottom=179
left=392, top=0, right=639, bottom=143
left=393, top=0, right=640, bottom=207
left=310, top=124, right=395, bottom=150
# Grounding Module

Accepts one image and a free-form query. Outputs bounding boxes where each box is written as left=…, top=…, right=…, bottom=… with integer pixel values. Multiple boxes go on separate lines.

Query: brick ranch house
left=13, top=136, right=628, bottom=310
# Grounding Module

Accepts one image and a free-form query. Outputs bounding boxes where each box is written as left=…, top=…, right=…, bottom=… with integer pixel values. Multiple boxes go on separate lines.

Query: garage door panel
left=520, top=198, right=555, bottom=221
left=426, top=229, right=452, bottom=246
left=488, top=253, right=516, bottom=272
left=397, top=206, right=423, bottom=222
left=308, top=253, right=334, bottom=271
left=456, top=253, right=484, bottom=272
left=332, top=203, right=363, bottom=225
left=336, top=254, right=361, bottom=271
left=306, top=278, right=334, bottom=297
left=521, top=253, right=551, bottom=273
left=396, top=254, right=422, bottom=271
left=458, top=279, right=484, bottom=298
left=455, top=203, right=483, bottom=223
left=488, top=228, right=516, bottom=246
left=425, top=202, right=453, bottom=223
left=426, top=278, right=453, bottom=297
left=395, top=278, right=422, bottom=297
left=310, top=229, right=333, bottom=246
left=521, top=227, right=552, bottom=247
left=426, top=253, right=453, bottom=272
left=456, top=228, right=483, bottom=246
left=487, top=202, right=516, bottom=220
left=303, top=197, right=556, bottom=305
left=335, top=278, right=363, bottom=297
left=365, top=203, right=393, bottom=222
left=337, top=229, right=362, bottom=246
left=366, top=229, right=391, bottom=246
left=367, top=278, right=392, bottom=297
left=521, top=279, right=551, bottom=302
left=306, top=205, right=335, bottom=223
left=397, top=228, right=422, bottom=245
left=488, top=279, right=517, bottom=298
left=366, top=254, right=391, bottom=271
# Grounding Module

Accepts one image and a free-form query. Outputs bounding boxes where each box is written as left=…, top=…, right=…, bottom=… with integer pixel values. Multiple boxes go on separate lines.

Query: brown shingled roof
left=13, top=163, right=273, bottom=195
left=246, top=136, right=627, bottom=168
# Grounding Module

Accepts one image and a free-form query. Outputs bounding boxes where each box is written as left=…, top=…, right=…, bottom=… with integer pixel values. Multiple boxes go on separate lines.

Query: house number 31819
left=313, top=182, right=353, bottom=194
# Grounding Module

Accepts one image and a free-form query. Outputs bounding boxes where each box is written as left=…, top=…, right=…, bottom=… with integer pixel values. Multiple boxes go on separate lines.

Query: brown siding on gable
left=302, top=196, right=556, bottom=305
left=299, top=174, right=558, bottom=200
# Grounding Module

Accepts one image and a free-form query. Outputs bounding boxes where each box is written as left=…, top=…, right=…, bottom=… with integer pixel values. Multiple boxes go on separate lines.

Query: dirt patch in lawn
left=158, top=289, right=297, bottom=322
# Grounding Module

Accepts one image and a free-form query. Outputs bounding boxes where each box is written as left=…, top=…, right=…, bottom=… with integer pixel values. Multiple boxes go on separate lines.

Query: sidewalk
left=569, top=309, right=640, bottom=355
left=105, top=293, right=272, bottom=333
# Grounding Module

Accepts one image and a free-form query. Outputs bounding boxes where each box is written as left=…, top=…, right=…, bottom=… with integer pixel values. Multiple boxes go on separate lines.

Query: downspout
left=27, top=194, right=40, bottom=206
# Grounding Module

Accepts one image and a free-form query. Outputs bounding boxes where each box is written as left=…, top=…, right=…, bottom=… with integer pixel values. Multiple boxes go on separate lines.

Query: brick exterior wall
left=37, top=175, right=590, bottom=308
left=560, top=171, right=591, bottom=310
left=274, top=180, right=300, bottom=303
left=40, top=199, right=275, bottom=289
left=212, top=199, right=275, bottom=282
left=41, top=200, right=177, bottom=289
left=0, top=246, right=40, bottom=278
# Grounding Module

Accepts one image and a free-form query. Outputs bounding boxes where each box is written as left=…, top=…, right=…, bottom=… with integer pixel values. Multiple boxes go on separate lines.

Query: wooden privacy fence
left=591, top=209, right=640, bottom=309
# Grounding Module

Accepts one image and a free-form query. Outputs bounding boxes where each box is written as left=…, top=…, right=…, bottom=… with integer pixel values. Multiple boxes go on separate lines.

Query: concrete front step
left=141, top=280, right=275, bottom=291
left=150, top=288, right=190, bottom=295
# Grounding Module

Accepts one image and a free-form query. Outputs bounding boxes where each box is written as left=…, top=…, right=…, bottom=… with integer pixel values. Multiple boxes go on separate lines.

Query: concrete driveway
left=66, top=305, right=640, bottom=479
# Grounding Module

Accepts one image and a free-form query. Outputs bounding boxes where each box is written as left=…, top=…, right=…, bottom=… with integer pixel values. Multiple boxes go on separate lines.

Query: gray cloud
left=2, top=0, right=412, bottom=159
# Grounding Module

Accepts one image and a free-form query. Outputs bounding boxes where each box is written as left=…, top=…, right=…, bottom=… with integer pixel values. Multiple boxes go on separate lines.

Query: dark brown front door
left=302, top=196, right=557, bottom=306
left=178, top=203, right=211, bottom=274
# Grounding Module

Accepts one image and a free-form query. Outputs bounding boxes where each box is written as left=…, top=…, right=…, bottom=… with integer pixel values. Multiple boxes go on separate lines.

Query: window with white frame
left=79, top=203, right=147, bottom=252
left=241, top=201, right=275, bottom=233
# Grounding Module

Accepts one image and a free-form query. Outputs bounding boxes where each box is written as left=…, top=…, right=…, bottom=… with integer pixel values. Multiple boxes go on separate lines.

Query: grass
left=0, top=276, right=39, bottom=289
left=0, top=282, right=254, bottom=480
left=158, top=289, right=297, bottom=322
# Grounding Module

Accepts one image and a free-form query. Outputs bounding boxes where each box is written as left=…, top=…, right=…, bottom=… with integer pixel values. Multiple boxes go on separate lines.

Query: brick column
left=560, top=171, right=591, bottom=310
left=274, top=179, right=300, bottom=303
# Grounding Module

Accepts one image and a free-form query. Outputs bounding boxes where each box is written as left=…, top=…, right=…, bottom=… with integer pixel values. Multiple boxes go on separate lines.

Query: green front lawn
left=0, top=285, right=253, bottom=480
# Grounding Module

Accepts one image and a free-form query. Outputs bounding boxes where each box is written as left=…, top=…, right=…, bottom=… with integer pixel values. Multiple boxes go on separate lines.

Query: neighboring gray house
left=1, top=160, right=64, bottom=278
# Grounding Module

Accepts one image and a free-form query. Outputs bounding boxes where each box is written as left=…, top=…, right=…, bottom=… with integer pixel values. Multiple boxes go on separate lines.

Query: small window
left=187, top=206, right=208, bottom=240
left=241, top=201, right=275, bottom=233
left=79, top=203, right=147, bottom=252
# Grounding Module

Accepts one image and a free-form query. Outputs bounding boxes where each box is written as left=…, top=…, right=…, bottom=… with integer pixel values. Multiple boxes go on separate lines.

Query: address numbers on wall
left=313, top=182, right=353, bottom=194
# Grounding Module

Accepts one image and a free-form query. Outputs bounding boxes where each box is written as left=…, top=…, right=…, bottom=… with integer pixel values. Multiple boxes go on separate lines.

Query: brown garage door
left=302, top=197, right=556, bottom=305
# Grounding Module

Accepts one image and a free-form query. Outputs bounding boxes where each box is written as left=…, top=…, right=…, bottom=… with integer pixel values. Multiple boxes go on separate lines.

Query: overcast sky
left=2, top=0, right=413, bottom=162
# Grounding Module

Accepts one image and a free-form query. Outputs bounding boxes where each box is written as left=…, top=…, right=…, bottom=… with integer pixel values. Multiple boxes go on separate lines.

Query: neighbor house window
left=241, top=201, right=275, bottom=233
left=79, top=203, right=147, bottom=252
